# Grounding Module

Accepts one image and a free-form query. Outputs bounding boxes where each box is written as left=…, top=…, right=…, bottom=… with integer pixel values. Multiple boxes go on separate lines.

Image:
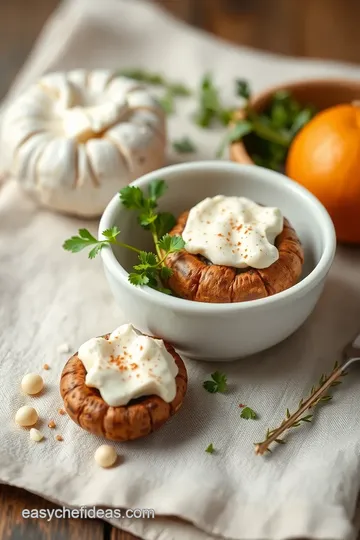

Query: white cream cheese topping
left=78, top=324, right=178, bottom=407
left=182, top=195, right=284, bottom=269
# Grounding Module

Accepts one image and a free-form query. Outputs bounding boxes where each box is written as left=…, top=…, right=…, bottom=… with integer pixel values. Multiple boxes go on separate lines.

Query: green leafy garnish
left=194, top=74, right=234, bottom=128
left=117, top=68, right=191, bottom=96
left=159, top=89, right=175, bottom=115
left=240, top=407, right=258, bottom=420
left=203, top=371, right=228, bottom=394
left=205, top=443, right=215, bottom=454
left=172, top=136, right=197, bottom=153
left=236, top=79, right=251, bottom=100
left=63, top=180, right=184, bottom=295
left=157, top=234, right=185, bottom=253
left=117, top=68, right=191, bottom=115
left=63, top=227, right=122, bottom=259
left=217, top=80, right=316, bottom=168
left=216, top=120, right=252, bottom=158
left=156, top=212, right=177, bottom=238
left=148, top=178, right=167, bottom=201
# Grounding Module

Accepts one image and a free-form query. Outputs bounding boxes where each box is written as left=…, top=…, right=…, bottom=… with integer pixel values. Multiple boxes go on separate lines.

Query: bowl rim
left=99, top=161, right=336, bottom=314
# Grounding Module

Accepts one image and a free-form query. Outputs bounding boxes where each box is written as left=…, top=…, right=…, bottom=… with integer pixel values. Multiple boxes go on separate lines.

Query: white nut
left=21, top=373, right=44, bottom=395
left=94, top=445, right=117, bottom=468
left=30, top=428, right=43, bottom=442
left=57, top=343, right=70, bottom=354
left=15, top=406, right=38, bottom=427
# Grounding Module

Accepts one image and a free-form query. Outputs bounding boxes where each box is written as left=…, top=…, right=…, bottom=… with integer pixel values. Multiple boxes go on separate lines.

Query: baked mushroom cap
left=165, top=211, right=304, bottom=303
left=60, top=336, right=187, bottom=441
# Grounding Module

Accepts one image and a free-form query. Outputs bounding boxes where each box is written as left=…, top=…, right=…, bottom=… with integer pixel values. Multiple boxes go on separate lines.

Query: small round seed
left=94, top=445, right=117, bottom=468
left=15, top=406, right=38, bottom=427
left=21, top=373, right=44, bottom=395
left=30, top=428, right=43, bottom=442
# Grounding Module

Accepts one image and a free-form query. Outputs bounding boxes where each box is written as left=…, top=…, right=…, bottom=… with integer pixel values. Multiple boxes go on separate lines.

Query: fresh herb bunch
left=63, top=180, right=185, bottom=294
left=118, top=68, right=191, bottom=115
left=217, top=79, right=316, bottom=170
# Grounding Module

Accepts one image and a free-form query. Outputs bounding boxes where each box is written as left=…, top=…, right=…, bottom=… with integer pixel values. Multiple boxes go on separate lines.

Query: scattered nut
left=21, top=373, right=44, bottom=395
left=30, top=428, right=44, bottom=442
left=43, top=364, right=50, bottom=370
left=48, top=420, right=56, bottom=429
left=94, top=445, right=117, bottom=468
left=58, top=408, right=66, bottom=415
left=57, top=343, right=70, bottom=354
left=15, top=406, right=38, bottom=427
left=55, top=435, right=63, bottom=441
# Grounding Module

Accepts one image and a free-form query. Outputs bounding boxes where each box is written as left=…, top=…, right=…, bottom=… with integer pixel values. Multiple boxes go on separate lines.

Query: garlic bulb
left=1, top=70, right=166, bottom=216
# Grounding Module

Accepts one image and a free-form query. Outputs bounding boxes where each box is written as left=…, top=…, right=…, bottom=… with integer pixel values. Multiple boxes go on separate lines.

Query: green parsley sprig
left=118, top=68, right=191, bottom=115
left=203, top=371, right=228, bottom=394
left=118, top=68, right=191, bottom=96
left=63, top=180, right=185, bottom=294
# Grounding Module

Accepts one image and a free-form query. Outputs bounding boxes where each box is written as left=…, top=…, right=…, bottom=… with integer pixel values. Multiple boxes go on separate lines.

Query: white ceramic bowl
left=99, top=161, right=336, bottom=361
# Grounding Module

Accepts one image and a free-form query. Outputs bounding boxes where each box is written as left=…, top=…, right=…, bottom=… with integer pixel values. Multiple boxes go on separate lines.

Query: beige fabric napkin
left=2, top=1, right=360, bottom=539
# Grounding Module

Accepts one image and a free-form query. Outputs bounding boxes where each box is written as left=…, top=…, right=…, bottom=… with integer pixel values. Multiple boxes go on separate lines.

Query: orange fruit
left=286, top=103, right=360, bottom=243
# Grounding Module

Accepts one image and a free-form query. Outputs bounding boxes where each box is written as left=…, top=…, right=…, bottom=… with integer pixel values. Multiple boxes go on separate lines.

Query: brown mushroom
left=60, top=336, right=187, bottom=441
left=165, top=211, right=304, bottom=303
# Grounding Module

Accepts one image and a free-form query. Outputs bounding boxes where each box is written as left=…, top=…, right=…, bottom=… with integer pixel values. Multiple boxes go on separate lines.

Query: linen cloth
left=1, top=1, right=360, bottom=539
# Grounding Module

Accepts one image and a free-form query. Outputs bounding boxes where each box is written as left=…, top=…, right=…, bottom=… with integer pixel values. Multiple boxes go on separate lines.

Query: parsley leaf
left=128, top=273, right=150, bottom=286
left=203, top=371, right=228, bottom=394
left=148, top=179, right=167, bottom=202
left=138, top=213, right=157, bottom=228
left=205, top=443, right=215, bottom=454
left=133, top=251, right=158, bottom=270
left=160, top=266, right=173, bottom=279
left=216, top=120, right=253, bottom=158
left=158, top=234, right=185, bottom=253
left=240, top=407, right=258, bottom=420
left=155, top=212, right=176, bottom=238
left=62, top=230, right=96, bottom=253
left=102, top=226, right=122, bottom=240
left=63, top=227, right=121, bottom=259
left=173, top=136, right=197, bottom=153
left=236, top=79, right=251, bottom=101
left=157, top=286, right=173, bottom=295
left=88, top=244, right=105, bottom=259
left=119, top=186, right=144, bottom=210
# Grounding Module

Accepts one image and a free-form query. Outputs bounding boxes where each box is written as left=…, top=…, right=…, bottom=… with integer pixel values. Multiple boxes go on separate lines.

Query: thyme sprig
left=254, top=361, right=347, bottom=455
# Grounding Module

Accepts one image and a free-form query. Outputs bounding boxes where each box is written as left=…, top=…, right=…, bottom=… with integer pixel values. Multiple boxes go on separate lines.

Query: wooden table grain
left=0, top=483, right=141, bottom=540
left=1, top=0, right=360, bottom=537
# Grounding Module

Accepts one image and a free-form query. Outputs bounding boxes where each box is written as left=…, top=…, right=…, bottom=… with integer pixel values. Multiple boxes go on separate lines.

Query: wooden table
left=1, top=0, right=360, bottom=537
left=0, top=484, right=141, bottom=539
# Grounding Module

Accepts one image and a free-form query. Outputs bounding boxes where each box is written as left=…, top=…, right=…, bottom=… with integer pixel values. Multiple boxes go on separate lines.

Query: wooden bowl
left=230, top=78, right=360, bottom=164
